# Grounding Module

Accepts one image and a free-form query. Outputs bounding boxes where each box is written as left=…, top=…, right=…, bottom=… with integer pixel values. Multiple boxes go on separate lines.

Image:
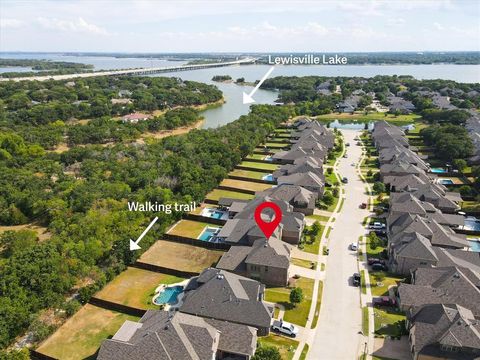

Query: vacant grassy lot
left=369, top=272, right=405, bottom=297
left=239, top=161, right=279, bottom=171
left=95, top=267, right=184, bottom=309
left=168, top=219, right=213, bottom=238
left=265, top=277, right=314, bottom=327
left=37, top=304, right=139, bottom=360
left=229, top=169, right=270, bottom=179
left=220, top=178, right=273, bottom=191
left=139, top=239, right=224, bottom=272
left=205, top=188, right=255, bottom=201
left=374, top=307, right=406, bottom=337
left=258, top=334, right=299, bottom=360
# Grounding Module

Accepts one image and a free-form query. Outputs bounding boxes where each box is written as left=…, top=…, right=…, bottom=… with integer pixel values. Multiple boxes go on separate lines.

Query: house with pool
left=97, top=310, right=257, bottom=360
left=179, top=268, right=274, bottom=336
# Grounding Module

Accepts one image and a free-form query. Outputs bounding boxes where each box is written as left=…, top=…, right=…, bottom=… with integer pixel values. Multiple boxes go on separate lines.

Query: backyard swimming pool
left=464, top=217, right=480, bottom=232
left=154, top=286, right=183, bottom=305
left=438, top=179, right=454, bottom=185
left=264, top=155, right=273, bottom=162
left=262, top=174, right=274, bottom=181
left=468, top=240, right=480, bottom=252
left=430, top=167, right=447, bottom=174
left=198, top=226, right=221, bottom=241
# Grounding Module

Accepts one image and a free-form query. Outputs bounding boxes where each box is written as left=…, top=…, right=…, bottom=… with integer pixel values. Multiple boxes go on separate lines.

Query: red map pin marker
left=254, top=201, right=282, bottom=239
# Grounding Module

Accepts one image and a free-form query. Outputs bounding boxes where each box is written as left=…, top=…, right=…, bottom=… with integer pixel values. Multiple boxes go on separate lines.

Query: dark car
left=353, top=273, right=361, bottom=287
left=359, top=202, right=367, bottom=209
left=368, top=258, right=386, bottom=266
left=373, top=296, right=396, bottom=307
left=342, top=177, right=348, bottom=183
left=371, top=263, right=387, bottom=271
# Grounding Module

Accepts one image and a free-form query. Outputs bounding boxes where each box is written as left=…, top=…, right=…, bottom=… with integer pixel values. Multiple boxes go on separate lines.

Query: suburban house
left=389, top=184, right=461, bottom=213
left=397, top=267, right=480, bottom=318
left=179, top=268, right=274, bottom=336
left=387, top=95, right=415, bottom=114
left=406, top=304, right=480, bottom=360
left=257, top=185, right=317, bottom=215
left=272, top=159, right=324, bottom=182
left=216, top=237, right=291, bottom=286
left=383, top=174, right=429, bottom=192
left=277, top=172, right=325, bottom=196
left=97, top=310, right=257, bottom=360
left=122, top=112, right=151, bottom=123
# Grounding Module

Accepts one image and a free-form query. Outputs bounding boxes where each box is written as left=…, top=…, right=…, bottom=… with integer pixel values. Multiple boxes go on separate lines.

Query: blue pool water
left=468, top=241, right=480, bottom=252
left=464, top=218, right=480, bottom=231
left=154, top=286, right=183, bottom=305
left=263, top=174, right=274, bottom=181
left=198, top=227, right=220, bottom=241
left=264, top=155, right=273, bottom=162
left=211, top=211, right=224, bottom=219
left=430, top=167, right=447, bottom=173
left=438, top=179, right=454, bottom=185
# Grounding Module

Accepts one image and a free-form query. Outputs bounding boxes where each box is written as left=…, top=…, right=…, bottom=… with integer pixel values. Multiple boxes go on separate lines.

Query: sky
left=0, top=0, right=479, bottom=53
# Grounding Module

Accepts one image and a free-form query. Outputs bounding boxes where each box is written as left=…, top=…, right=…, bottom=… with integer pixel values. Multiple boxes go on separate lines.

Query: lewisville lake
left=1, top=53, right=479, bottom=128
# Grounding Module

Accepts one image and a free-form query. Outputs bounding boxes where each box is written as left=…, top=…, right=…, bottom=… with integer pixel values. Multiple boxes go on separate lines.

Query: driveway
left=307, top=129, right=369, bottom=360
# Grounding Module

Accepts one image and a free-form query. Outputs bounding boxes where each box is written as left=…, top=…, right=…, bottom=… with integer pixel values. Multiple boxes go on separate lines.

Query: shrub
left=290, top=287, right=304, bottom=307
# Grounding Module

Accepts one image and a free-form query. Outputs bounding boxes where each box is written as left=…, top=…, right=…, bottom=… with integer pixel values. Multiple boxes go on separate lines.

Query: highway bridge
left=0, top=57, right=257, bottom=82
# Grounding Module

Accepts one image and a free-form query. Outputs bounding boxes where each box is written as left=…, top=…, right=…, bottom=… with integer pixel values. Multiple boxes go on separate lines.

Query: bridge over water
left=0, top=58, right=257, bottom=82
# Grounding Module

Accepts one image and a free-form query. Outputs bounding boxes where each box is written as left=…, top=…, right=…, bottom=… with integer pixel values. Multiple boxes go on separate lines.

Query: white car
left=272, top=320, right=299, bottom=337
left=369, top=222, right=386, bottom=230
left=350, top=243, right=358, bottom=251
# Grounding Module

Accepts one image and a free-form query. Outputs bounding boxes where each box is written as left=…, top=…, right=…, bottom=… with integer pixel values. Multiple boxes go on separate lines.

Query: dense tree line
left=0, top=59, right=94, bottom=78
left=0, top=104, right=292, bottom=348
left=420, top=124, right=474, bottom=161
left=0, top=76, right=222, bottom=125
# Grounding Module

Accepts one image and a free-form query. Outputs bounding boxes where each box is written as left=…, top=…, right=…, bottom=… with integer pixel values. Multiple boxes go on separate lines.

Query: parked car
left=373, top=296, right=396, bottom=307
left=369, top=222, right=385, bottom=230
left=371, top=263, right=387, bottom=271
left=342, top=177, right=348, bottom=183
left=353, top=273, right=361, bottom=286
left=272, top=320, right=299, bottom=337
left=343, top=154, right=348, bottom=158
left=368, top=258, right=386, bottom=266
left=345, top=142, right=350, bottom=147
left=359, top=202, right=367, bottom=209
left=350, top=243, right=358, bottom=251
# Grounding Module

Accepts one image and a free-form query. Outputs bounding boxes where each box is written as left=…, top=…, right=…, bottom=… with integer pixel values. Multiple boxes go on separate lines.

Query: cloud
left=36, top=17, right=110, bottom=35
left=387, top=17, right=405, bottom=26
left=0, top=18, right=25, bottom=29
left=433, top=22, right=445, bottom=31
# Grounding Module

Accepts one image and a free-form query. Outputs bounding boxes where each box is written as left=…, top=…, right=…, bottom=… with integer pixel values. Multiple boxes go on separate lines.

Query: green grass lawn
left=168, top=219, right=214, bottom=238
left=306, top=214, right=330, bottom=223
left=369, top=272, right=405, bottom=297
left=205, top=188, right=255, bottom=201
left=239, top=161, right=279, bottom=170
left=95, top=267, right=184, bottom=310
left=362, top=307, right=369, bottom=335
left=360, top=270, right=366, bottom=294
left=244, top=153, right=267, bottom=160
left=324, top=170, right=339, bottom=185
left=264, top=142, right=289, bottom=148
left=221, top=178, right=273, bottom=191
left=315, top=112, right=420, bottom=124
left=229, top=169, right=269, bottom=180
left=374, top=307, right=406, bottom=338
left=299, top=344, right=310, bottom=360
left=257, top=334, right=299, bottom=360
left=310, top=281, right=323, bottom=329
left=300, top=224, right=324, bottom=254
left=37, top=305, right=140, bottom=360
left=265, top=277, right=314, bottom=327
left=292, top=258, right=317, bottom=270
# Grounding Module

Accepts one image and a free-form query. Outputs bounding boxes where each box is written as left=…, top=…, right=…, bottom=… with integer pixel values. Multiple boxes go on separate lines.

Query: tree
left=290, top=287, right=304, bottom=307
left=453, top=159, right=467, bottom=173
left=322, top=192, right=334, bottom=206
left=311, top=221, right=321, bottom=235
left=252, top=346, right=281, bottom=360
left=373, top=182, right=386, bottom=194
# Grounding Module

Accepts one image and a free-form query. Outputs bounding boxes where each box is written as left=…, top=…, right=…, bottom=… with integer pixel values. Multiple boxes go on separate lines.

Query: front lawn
left=292, top=258, right=317, bottom=269
left=300, top=224, right=324, bottom=254
left=374, top=307, right=407, bottom=338
left=369, top=272, right=405, bottom=297
left=94, top=267, right=185, bottom=309
left=37, top=304, right=140, bottom=360
left=265, top=277, right=314, bottom=327
left=306, top=214, right=330, bottom=223
left=257, top=334, right=299, bottom=360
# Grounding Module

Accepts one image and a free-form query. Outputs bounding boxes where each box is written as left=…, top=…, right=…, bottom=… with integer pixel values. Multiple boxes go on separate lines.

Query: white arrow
left=242, top=66, right=275, bottom=104
left=129, top=216, right=158, bottom=250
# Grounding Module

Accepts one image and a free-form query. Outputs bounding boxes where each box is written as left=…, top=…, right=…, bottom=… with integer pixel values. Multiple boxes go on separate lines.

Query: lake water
left=1, top=53, right=479, bottom=128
